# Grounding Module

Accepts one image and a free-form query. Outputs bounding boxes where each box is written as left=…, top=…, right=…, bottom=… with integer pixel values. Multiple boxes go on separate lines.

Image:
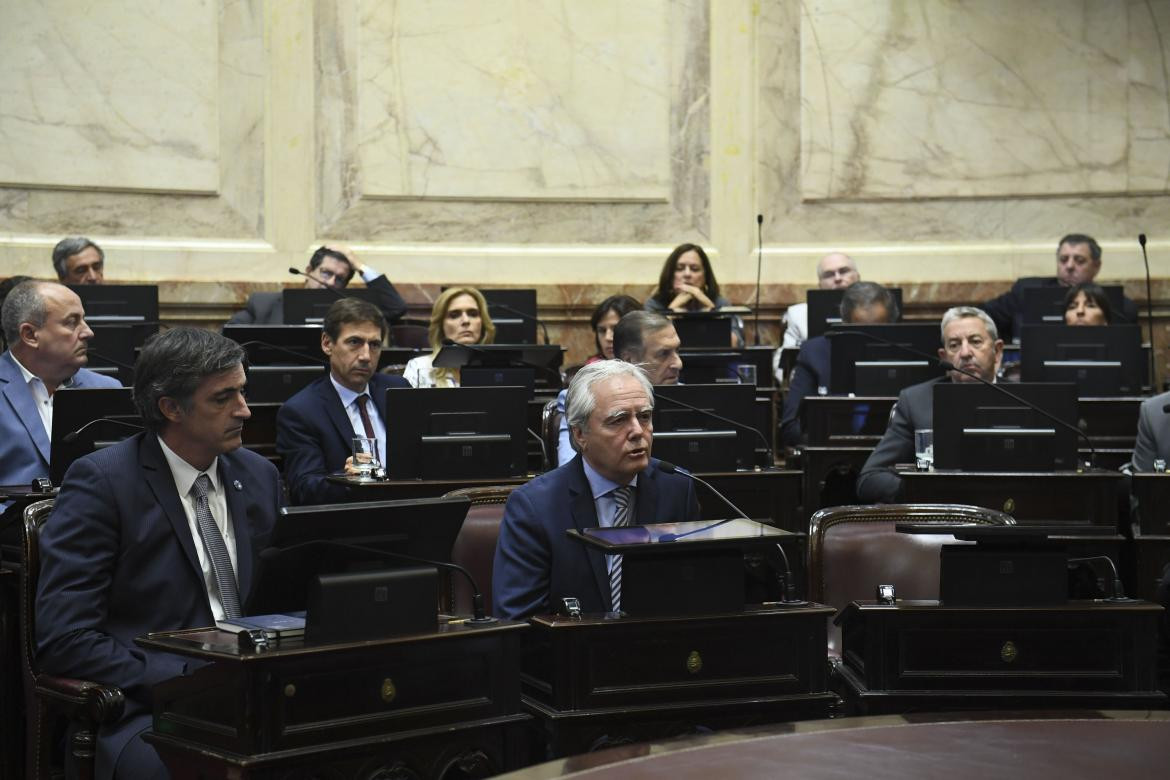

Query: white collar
left=157, top=435, right=221, bottom=497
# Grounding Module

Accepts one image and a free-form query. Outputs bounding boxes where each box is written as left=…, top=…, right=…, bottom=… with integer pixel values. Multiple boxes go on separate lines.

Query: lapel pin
left=233, top=480, right=243, bottom=491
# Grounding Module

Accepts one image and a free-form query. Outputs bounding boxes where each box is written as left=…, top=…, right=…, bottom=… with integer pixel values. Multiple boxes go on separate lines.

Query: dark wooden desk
left=798, top=446, right=872, bottom=522
left=138, top=620, right=532, bottom=778
left=801, top=396, right=895, bottom=447
left=1128, top=473, right=1170, bottom=602
left=836, top=599, right=1166, bottom=714
left=521, top=605, right=836, bottom=757
left=900, top=469, right=1122, bottom=526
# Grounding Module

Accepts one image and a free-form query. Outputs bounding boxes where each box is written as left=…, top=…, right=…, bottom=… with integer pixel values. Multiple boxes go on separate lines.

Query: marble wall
left=2, top=0, right=1170, bottom=367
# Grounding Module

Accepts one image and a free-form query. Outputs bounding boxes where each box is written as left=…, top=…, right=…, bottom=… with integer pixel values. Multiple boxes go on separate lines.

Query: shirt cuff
left=359, top=267, right=384, bottom=283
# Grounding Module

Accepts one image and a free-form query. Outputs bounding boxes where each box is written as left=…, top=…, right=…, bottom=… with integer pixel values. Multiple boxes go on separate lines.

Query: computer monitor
left=432, top=343, right=564, bottom=394
left=481, top=288, right=538, bottom=344
left=932, top=382, right=1079, bottom=471
left=384, top=386, right=529, bottom=479
left=281, top=288, right=380, bottom=324
left=1021, top=284, right=1128, bottom=327
left=677, top=347, right=775, bottom=389
left=652, top=384, right=759, bottom=472
left=50, top=388, right=140, bottom=484
left=668, top=311, right=734, bottom=348
left=70, top=284, right=159, bottom=327
left=807, top=287, right=904, bottom=339
left=222, top=324, right=325, bottom=365
left=827, top=323, right=944, bottom=395
left=1019, top=324, right=1144, bottom=396
left=86, top=323, right=141, bottom=385
left=247, top=495, right=471, bottom=614
left=245, top=365, right=326, bottom=403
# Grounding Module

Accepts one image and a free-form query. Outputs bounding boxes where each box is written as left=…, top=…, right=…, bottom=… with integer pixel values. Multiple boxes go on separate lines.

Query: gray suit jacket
left=856, top=378, right=942, bottom=503
left=1131, top=390, right=1170, bottom=472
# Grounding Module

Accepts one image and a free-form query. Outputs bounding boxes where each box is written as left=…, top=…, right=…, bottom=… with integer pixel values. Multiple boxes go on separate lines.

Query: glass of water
left=914, top=428, right=933, bottom=471
left=352, top=436, right=379, bottom=480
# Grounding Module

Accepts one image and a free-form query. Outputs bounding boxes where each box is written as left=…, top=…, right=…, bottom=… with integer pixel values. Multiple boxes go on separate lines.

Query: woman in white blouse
left=403, top=286, right=496, bottom=387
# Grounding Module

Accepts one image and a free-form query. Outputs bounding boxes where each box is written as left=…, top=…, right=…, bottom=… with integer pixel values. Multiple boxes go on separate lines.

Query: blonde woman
left=403, top=286, right=496, bottom=387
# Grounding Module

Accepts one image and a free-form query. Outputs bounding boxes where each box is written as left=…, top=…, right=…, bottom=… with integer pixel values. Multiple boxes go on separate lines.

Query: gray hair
left=52, top=236, right=103, bottom=280
left=1, top=280, right=49, bottom=345
left=840, top=281, right=898, bottom=322
left=565, top=360, right=655, bottom=452
left=613, top=310, right=672, bottom=363
left=939, top=306, right=998, bottom=343
left=133, top=327, right=245, bottom=432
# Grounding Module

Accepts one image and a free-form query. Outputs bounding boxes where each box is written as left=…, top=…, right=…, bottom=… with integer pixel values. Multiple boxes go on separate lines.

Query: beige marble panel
left=318, top=0, right=708, bottom=241
left=355, top=0, right=670, bottom=201
left=0, top=0, right=219, bottom=193
left=799, top=0, right=1166, bottom=201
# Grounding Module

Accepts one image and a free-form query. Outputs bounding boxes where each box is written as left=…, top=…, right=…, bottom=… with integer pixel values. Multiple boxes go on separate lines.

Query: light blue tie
left=191, top=474, right=241, bottom=619
left=608, top=485, right=634, bottom=612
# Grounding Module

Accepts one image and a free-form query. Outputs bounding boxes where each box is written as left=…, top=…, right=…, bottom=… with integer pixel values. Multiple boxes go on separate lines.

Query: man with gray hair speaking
left=494, top=359, right=700, bottom=620
left=856, top=306, right=1004, bottom=504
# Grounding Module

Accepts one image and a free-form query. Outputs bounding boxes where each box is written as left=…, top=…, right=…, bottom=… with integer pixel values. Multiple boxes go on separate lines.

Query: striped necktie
left=608, top=485, right=634, bottom=613
left=191, top=473, right=241, bottom=619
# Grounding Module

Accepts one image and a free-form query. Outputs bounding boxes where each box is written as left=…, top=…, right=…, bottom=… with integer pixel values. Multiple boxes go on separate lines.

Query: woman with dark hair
left=645, top=243, right=743, bottom=346
left=1064, top=282, right=1112, bottom=326
left=587, top=294, right=642, bottom=363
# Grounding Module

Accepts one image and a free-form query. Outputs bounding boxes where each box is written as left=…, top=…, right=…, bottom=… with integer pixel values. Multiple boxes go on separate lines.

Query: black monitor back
left=246, top=365, right=326, bottom=402
left=86, top=323, right=142, bottom=385
left=678, top=346, right=775, bottom=389
left=827, top=323, right=944, bottom=395
left=1021, top=284, right=1128, bottom=326
left=807, top=287, right=904, bottom=339
left=652, top=383, right=757, bottom=472
left=1019, top=324, right=1143, bottom=396
left=482, top=288, right=538, bottom=344
left=384, top=386, right=528, bottom=479
left=250, top=495, right=470, bottom=614
left=932, top=382, right=1079, bottom=471
left=50, top=388, right=140, bottom=484
left=70, top=284, right=159, bottom=327
left=223, top=324, right=324, bottom=365
left=282, top=289, right=379, bottom=324
left=669, top=312, right=734, bottom=347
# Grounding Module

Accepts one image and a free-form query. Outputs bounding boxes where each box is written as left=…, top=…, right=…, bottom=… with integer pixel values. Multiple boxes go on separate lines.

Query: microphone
left=84, top=349, right=135, bottom=372
left=1067, top=554, right=1131, bottom=601
left=235, top=340, right=326, bottom=366
left=62, top=417, right=144, bottom=444
left=259, top=538, right=496, bottom=623
left=654, top=460, right=804, bottom=604
left=653, top=390, right=773, bottom=465
left=1139, top=235, right=1155, bottom=390
left=826, top=328, right=1097, bottom=468
left=487, top=303, right=551, bottom=345
left=753, top=214, right=764, bottom=346
left=288, top=267, right=346, bottom=298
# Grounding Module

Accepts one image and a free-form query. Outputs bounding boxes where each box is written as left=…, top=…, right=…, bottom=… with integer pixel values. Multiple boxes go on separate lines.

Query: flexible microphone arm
left=260, top=538, right=496, bottom=623
left=754, top=213, right=764, bottom=346
left=1067, top=554, right=1130, bottom=602
left=288, top=267, right=347, bottom=298
left=653, top=390, right=773, bottom=465
left=62, top=416, right=144, bottom=444
left=1139, top=234, right=1156, bottom=391
left=654, top=460, right=804, bottom=604
left=826, top=328, right=1097, bottom=469
left=488, top=303, right=551, bottom=345
left=236, top=340, right=327, bottom=366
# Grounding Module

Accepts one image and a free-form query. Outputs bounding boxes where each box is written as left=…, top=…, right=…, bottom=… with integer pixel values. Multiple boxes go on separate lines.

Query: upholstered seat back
left=444, top=486, right=516, bottom=617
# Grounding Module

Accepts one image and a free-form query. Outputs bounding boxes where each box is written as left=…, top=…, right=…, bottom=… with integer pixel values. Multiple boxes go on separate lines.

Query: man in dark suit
left=779, top=281, right=898, bottom=446
left=1, top=280, right=120, bottom=509
left=493, top=360, right=700, bottom=620
left=36, top=327, right=283, bottom=779
left=856, top=306, right=1003, bottom=503
left=277, top=297, right=410, bottom=505
left=226, top=245, right=407, bottom=325
left=982, top=233, right=1139, bottom=343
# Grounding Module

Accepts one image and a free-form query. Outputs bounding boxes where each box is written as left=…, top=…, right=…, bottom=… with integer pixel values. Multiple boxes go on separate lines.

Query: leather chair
left=808, top=503, right=1015, bottom=655
left=540, top=397, right=562, bottom=470
left=443, top=486, right=517, bottom=617
left=388, top=321, right=430, bottom=349
left=21, top=499, right=124, bottom=780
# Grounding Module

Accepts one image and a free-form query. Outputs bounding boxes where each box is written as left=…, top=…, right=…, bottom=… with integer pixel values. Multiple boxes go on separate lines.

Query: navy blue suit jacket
left=225, top=274, right=407, bottom=325
left=35, top=433, right=281, bottom=780
left=779, top=335, right=831, bottom=446
left=492, top=456, right=700, bottom=620
left=276, top=372, right=410, bottom=505
left=0, top=350, right=120, bottom=498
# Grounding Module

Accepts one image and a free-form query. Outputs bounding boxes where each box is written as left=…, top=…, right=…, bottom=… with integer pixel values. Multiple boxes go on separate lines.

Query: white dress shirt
left=329, top=373, right=388, bottom=467
left=10, top=352, right=75, bottom=439
left=157, top=436, right=238, bottom=621
left=581, top=457, right=639, bottom=574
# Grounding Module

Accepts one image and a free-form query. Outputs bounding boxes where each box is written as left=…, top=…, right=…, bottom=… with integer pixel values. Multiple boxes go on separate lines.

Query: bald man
left=774, top=252, right=860, bottom=381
